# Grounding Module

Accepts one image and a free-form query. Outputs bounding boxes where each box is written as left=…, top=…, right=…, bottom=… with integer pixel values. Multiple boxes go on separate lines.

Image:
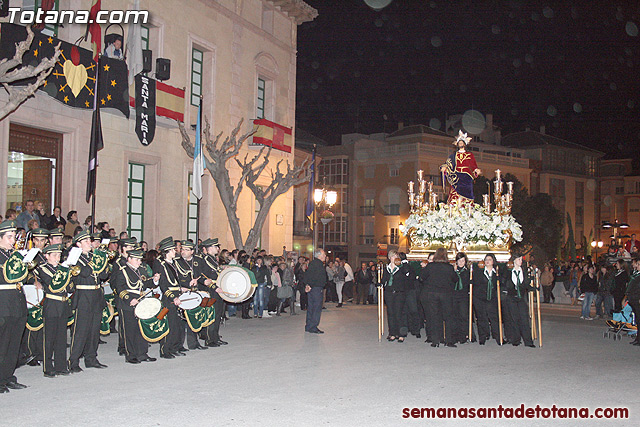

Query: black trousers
left=0, top=315, right=26, bottom=386
left=473, top=297, right=501, bottom=343
left=344, top=280, right=354, bottom=299
left=452, top=294, right=473, bottom=343
left=299, top=285, right=308, bottom=310
left=161, top=304, right=182, bottom=356
left=120, top=308, right=149, bottom=362
left=613, top=292, right=625, bottom=312
left=504, top=297, right=533, bottom=345
left=305, top=287, right=323, bottom=332
left=185, top=320, right=202, bottom=349
left=542, top=286, right=555, bottom=303
left=43, top=315, right=67, bottom=373
left=422, top=292, right=454, bottom=345
left=69, top=290, right=103, bottom=368
left=385, top=290, right=407, bottom=337
left=205, top=297, right=224, bottom=344
left=24, top=328, right=43, bottom=361
left=356, top=282, right=370, bottom=304
left=403, top=289, right=422, bottom=336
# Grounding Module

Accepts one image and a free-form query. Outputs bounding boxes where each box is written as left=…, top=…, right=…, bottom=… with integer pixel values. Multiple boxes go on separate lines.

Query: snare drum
left=134, top=297, right=163, bottom=320
left=177, top=291, right=203, bottom=320
left=23, top=284, right=44, bottom=308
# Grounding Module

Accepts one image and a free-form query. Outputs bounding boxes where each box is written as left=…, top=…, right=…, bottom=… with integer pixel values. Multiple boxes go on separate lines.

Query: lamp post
left=590, top=240, right=604, bottom=262
left=602, top=219, right=629, bottom=246
left=314, top=183, right=337, bottom=251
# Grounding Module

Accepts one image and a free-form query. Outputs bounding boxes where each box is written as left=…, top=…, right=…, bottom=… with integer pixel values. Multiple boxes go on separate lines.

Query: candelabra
left=408, top=170, right=438, bottom=213
left=492, top=169, right=513, bottom=215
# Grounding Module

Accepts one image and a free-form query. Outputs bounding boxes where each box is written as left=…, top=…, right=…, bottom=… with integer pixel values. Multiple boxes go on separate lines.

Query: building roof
left=387, top=124, right=450, bottom=139
left=501, top=130, right=604, bottom=155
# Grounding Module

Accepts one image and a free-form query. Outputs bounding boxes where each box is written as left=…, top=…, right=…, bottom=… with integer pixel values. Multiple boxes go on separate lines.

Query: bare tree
left=179, top=117, right=311, bottom=251
left=0, top=26, right=61, bottom=121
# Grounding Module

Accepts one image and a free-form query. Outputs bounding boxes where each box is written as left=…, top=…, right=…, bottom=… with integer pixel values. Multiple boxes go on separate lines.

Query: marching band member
left=20, top=228, right=49, bottom=367
left=68, top=230, right=110, bottom=373
left=500, top=252, right=536, bottom=347
left=36, top=244, right=73, bottom=377
left=472, top=253, right=501, bottom=345
left=174, top=240, right=208, bottom=351
left=114, top=238, right=137, bottom=356
left=201, top=238, right=227, bottom=347
left=0, top=220, right=29, bottom=393
left=111, top=249, right=160, bottom=364
left=153, top=237, right=185, bottom=358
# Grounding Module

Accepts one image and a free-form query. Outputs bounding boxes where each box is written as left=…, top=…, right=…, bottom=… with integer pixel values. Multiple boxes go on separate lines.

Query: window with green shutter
left=127, top=163, right=145, bottom=241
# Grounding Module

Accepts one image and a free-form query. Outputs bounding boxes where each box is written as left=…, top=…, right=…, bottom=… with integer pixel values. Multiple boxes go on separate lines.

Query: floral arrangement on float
left=400, top=168, right=523, bottom=261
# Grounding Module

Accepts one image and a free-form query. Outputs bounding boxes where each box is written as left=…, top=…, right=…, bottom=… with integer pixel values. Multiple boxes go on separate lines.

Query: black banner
left=135, top=74, right=156, bottom=145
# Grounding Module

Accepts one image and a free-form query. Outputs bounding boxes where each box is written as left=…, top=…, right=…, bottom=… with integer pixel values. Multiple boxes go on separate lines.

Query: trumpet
left=98, top=244, right=117, bottom=261
left=70, top=266, right=81, bottom=276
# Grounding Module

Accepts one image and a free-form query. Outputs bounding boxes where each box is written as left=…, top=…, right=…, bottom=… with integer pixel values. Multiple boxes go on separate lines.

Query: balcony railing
left=384, top=204, right=400, bottom=215
left=293, top=221, right=311, bottom=237
left=359, top=206, right=375, bottom=216
left=360, top=234, right=375, bottom=245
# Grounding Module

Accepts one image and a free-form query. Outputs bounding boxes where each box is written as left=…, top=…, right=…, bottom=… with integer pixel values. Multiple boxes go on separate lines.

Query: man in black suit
left=305, top=249, right=328, bottom=334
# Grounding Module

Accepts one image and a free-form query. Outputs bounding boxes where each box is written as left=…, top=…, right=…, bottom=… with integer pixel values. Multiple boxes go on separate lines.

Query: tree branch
left=0, top=26, right=62, bottom=121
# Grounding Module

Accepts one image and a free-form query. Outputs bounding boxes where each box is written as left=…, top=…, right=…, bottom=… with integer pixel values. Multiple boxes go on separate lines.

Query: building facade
left=1, top=0, right=316, bottom=250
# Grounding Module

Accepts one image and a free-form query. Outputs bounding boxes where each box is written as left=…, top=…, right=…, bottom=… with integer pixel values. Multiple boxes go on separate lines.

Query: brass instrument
left=98, top=244, right=117, bottom=261
left=14, top=231, right=27, bottom=250
left=70, top=266, right=81, bottom=276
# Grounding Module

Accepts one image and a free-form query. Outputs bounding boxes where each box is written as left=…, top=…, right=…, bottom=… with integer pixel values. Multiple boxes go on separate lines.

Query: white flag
left=125, top=0, right=144, bottom=87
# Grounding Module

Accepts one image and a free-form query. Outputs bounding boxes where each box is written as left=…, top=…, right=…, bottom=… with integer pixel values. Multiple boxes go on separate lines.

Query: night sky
left=295, top=0, right=640, bottom=158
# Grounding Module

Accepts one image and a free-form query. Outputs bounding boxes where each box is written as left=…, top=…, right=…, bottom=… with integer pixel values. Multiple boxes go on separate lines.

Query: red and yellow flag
left=252, top=119, right=292, bottom=153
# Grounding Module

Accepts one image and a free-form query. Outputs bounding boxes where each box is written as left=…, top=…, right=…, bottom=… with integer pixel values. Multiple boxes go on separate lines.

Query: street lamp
left=602, top=219, right=629, bottom=246
left=590, top=240, right=604, bottom=261
left=314, top=184, right=337, bottom=251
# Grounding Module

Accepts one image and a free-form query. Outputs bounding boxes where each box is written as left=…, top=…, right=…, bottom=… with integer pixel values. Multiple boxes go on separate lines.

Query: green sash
left=2, top=251, right=28, bottom=283
left=26, top=305, right=43, bottom=331
left=138, top=316, right=170, bottom=342
left=100, top=302, right=114, bottom=335
left=90, top=250, right=109, bottom=275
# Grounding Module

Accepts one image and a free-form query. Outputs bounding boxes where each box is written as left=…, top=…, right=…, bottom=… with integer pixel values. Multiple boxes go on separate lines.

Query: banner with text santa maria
left=251, top=119, right=292, bottom=153
left=135, top=74, right=156, bottom=145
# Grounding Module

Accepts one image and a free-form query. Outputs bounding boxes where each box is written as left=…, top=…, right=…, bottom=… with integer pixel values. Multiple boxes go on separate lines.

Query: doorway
left=7, top=124, right=62, bottom=215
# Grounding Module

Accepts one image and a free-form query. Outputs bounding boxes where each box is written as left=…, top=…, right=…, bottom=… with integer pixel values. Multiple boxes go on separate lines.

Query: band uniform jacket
left=0, top=248, right=28, bottom=317
left=111, top=263, right=157, bottom=312
left=71, top=252, right=110, bottom=310
left=153, top=257, right=181, bottom=303
left=174, top=256, right=207, bottom=291
left=201, top=254, right=220, bottom=291
left=36, top=262, right=72, bottom=318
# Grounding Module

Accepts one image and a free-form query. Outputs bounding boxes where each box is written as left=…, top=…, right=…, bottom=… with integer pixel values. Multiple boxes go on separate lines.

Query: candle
left=495, top=169, right=501, bottom=182
left=408, top=181, right=414, bottom=193
left=409, top=193, right=415, bottom=208
left=487, top=181, right=491, bottom=195
left=468, top=203, right=473, bottom=216
left=428, top=181, right=433, bottom=192
left=483, top=194, right=490, bottom=213
left=417, top=170, right=423, bottom=181
left=507, top=181, right=513, bottom=194
left=420, top=180, right=426, bottom=194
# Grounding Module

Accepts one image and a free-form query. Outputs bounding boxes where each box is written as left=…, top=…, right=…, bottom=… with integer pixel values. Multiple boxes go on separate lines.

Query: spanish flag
left=251, top=119, right=292, bottom=153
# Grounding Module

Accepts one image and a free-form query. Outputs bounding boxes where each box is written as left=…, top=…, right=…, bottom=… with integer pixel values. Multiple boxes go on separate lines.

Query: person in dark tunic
left=501, top=253, right=536, bottom=347
left=418, top=248, right=459, bottom=347
left=452, top=252, right=474, bottom=344
left=382, top=250, right=413, bottom=343
left=472, top=253, right=501, bottom=345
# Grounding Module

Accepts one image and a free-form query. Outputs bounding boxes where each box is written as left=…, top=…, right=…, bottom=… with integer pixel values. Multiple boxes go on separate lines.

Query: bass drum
left=218, top=266, right=255, bottom=303
left=23, top=284, right=44, bottom=308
